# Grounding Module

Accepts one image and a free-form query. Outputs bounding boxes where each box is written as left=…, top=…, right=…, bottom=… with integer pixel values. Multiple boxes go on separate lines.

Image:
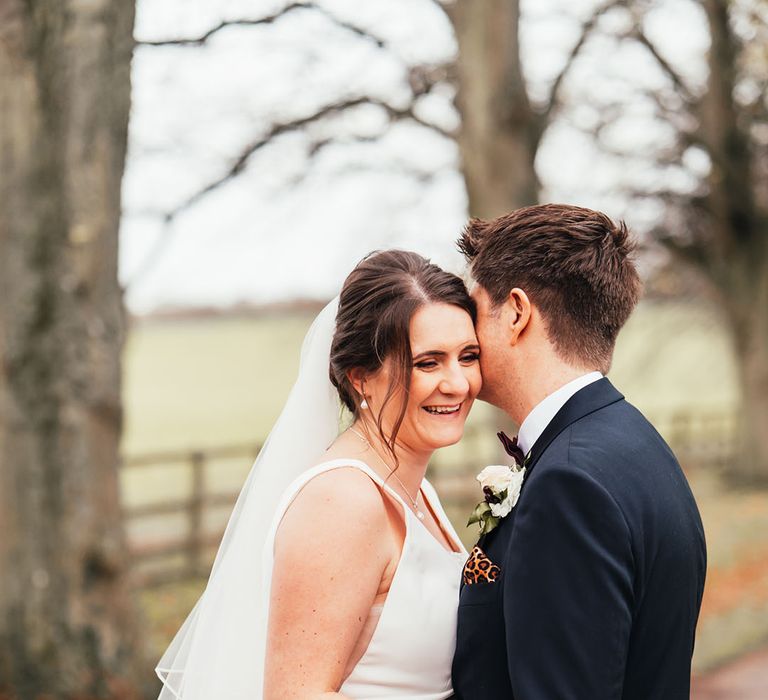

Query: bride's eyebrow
left=412, top=342, right=480, bottom=360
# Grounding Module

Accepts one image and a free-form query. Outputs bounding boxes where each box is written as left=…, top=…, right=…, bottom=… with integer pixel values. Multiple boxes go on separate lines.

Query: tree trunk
left=446, top=0, right=542, bottom=442
left=695, top=0, right=768, bottom=481
left=721, top=248, right=768, bottom=483
left=449, top=0, right=540, bottom=217
left=0, top=2, right=146, bottom=697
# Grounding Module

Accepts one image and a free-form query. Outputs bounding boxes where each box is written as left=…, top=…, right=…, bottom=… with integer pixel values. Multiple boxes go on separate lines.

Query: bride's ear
left=507, top=288, right=532, bottom=345
left=346, top=368, right=367, bottom=402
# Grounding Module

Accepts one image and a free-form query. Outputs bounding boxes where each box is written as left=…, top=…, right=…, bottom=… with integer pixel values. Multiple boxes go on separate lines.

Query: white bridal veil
left=156, top=297, right=342, bottom=699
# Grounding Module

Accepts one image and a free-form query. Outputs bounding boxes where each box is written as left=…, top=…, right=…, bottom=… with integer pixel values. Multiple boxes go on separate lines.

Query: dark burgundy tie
left=497, top=430, right=526, bottom=465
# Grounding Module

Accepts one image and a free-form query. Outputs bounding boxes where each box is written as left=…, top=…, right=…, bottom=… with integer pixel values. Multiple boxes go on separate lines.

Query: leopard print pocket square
left=462, top=545, right=501, bottom=585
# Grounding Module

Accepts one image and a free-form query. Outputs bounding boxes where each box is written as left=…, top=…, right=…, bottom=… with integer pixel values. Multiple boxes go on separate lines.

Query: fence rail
left=121, top=409, right=737, bottom=587
left=122, top=444, right=261, bottom=586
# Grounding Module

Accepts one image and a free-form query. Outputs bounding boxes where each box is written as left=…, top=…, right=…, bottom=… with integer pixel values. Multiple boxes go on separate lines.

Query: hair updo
left=329, top=250, right=476, bottom=461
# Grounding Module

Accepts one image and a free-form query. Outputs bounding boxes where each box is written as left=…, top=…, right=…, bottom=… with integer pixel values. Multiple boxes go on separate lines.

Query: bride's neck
left=349, top=421, right=430, bottom=497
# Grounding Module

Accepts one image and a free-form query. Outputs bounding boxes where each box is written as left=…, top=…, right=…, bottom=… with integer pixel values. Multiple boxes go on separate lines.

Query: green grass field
left=122, top=300, right=739, bottom=458
left=122, top=313, right=315, bottom=455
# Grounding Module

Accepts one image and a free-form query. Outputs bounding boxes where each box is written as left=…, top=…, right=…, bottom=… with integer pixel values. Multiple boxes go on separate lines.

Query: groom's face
left=471, top=284, right=510, bottom=407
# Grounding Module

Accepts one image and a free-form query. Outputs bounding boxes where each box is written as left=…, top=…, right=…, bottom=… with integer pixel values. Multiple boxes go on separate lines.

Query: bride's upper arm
left=264, top=468, right=391, bottom=698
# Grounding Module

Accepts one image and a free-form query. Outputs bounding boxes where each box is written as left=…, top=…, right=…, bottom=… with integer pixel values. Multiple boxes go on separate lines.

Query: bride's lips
left=422, top=401, right=465, bottom=417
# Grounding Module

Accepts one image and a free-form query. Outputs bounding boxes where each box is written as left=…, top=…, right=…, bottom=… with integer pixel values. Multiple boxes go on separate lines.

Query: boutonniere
left=467, top=432, right=530, bottom=536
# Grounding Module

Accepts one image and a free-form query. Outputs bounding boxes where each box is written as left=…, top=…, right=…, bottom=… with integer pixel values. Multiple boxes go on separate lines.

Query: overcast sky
left=121, top=0, right=708, bottom=313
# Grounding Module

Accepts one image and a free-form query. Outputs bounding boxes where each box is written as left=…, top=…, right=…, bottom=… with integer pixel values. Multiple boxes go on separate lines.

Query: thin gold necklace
left=349, top=427, right=426, bottom=521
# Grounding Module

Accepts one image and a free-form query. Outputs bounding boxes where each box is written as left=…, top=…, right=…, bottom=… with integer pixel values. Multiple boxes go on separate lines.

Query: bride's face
left=365, top=302, right=482, bottom=453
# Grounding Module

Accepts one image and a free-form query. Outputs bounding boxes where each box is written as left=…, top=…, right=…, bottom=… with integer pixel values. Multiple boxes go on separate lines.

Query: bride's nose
left=438, top=363, right=470, bottom=396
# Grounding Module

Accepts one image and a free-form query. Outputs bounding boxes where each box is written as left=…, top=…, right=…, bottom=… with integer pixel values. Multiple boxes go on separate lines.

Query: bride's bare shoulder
left=302, top=464, right=382, bottom=506
left=279, top=464, right=388, bottom=538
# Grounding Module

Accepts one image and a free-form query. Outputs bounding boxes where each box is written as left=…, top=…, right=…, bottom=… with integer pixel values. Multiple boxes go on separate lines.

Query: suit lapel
left=524, top=378, right=624, bottom=481
left=462, top=379, right=624, bottom=574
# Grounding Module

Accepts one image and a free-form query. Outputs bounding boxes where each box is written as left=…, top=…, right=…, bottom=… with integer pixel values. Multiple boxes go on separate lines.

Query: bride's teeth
left=424, top=404, right=461, bottom=415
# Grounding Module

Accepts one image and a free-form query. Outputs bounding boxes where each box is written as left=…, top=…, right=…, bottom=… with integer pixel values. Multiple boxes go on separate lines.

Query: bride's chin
left=419, top=424, right=469, bottom=449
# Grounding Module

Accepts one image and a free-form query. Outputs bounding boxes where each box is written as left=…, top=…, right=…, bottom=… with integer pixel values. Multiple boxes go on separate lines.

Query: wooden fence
left=122, top=444, right=261, bottom=586
left=122, top=409, right=738, bottom=587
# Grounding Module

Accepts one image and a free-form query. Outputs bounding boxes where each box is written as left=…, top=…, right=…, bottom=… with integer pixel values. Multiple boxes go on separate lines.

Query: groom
left=452, top=204, right=706, bottom=699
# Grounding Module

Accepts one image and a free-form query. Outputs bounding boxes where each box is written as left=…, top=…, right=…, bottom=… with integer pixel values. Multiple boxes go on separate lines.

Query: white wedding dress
left=156, top=298, right=467, bottom=699
left=264, top=458, right=467, bottom=699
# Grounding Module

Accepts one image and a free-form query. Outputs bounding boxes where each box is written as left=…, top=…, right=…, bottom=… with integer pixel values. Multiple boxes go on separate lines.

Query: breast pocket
left=459, top=541, right=505, bottom=606
left=459, top=576, right=502, bottom=607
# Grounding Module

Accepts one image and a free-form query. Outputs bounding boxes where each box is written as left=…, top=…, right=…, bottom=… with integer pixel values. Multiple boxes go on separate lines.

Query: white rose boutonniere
left=467, top=432, right=530, bottom=536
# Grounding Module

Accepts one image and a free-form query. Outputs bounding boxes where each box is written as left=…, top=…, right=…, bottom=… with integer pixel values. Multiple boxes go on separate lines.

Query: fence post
left=189, top=451, right=206, bottom=577
left=670, top=412, right=691, bottom=456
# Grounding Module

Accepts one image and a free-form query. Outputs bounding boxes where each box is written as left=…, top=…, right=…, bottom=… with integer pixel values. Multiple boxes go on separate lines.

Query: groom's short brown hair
left=458, top=203, right=641, bottom=373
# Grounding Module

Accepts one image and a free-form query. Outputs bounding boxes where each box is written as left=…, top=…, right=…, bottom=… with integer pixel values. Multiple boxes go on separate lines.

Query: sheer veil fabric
left=156, top=297, right=342, bottom=699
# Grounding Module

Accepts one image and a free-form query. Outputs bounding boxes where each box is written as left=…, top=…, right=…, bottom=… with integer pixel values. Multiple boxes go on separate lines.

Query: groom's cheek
left=478, top=355, right=494, bottom=393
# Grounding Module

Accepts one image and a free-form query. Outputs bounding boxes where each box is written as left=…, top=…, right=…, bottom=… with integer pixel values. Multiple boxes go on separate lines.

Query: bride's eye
left=460, top=352, right=480, bottom=363
left=414, top=360, right=438, bottom=370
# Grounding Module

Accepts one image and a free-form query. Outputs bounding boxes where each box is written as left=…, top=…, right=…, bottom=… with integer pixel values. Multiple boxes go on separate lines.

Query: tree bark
left=0, top=1, right=146, bottom=697
left=449, top=0, right=540, bottom=217
left=729, top=255, right=768, bottom=482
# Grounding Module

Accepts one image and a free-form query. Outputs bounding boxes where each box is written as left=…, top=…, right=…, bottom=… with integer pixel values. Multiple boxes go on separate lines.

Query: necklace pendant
left=417, top=510, right=425, bottom=520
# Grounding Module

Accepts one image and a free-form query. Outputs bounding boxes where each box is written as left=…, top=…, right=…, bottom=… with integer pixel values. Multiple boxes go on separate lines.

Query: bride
left=157, top=250, right=481, bottom=699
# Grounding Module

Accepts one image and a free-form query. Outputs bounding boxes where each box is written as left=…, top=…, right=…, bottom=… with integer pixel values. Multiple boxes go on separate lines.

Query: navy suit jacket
left=452, top=379, right=706, bottom=699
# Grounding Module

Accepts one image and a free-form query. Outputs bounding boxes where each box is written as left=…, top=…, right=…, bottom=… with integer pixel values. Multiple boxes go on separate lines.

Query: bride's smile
left=359, top=302, right=482, bottom=456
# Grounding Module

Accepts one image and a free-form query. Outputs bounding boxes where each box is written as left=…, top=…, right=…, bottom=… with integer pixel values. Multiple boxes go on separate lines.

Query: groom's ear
left=506, top=288, right=532, bottom=345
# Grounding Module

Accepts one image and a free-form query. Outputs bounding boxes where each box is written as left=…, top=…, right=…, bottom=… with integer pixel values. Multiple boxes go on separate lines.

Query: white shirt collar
left=516, top=372, right=604, bottom=455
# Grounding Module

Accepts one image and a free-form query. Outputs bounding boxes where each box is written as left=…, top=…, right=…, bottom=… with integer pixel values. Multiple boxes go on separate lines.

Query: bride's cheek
left=467, top=369, right=482, bottom=399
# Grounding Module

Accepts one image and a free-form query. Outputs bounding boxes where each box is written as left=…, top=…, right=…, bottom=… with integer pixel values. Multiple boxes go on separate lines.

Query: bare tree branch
left=159, top=95, right=451, bottom=226
left=570, top=80, right=720, bottom=180
left=127, top=3, right=460, bottom=291
left=294, top=162, right=440, bottom=186
left=135, top=2, right=387, bottom=50
left=628, top=25, right=697, bottom=104
left=124, top=125, right=441, bottom=289
left=625, top=189, right=716, bottom=276
left=655, top=226, right=713, bottom=271
left=624, top=187, right=709, bottom=213
left=539, top=0, right=625, bottom=125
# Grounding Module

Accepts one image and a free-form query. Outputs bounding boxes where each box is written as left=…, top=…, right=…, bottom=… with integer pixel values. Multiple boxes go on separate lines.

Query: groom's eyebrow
left=412, top=342, right=480, bottom=360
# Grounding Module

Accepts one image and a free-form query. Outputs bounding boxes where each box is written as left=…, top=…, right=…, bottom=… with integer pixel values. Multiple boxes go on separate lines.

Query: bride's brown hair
left=329, top=250, right=476, bottom=464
